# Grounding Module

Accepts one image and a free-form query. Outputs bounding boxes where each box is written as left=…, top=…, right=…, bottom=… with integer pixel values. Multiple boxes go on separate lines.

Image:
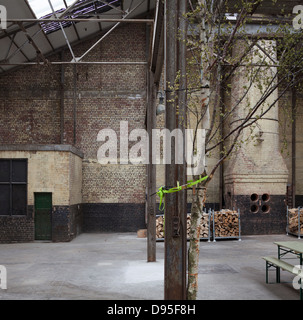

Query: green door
left=34, top=193, right=52, bottom=241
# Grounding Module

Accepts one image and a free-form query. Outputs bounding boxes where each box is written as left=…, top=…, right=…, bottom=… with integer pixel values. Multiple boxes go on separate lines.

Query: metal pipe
left=292, top=86, right=297, bottom=208
left=0, top=61, right=147, bottom=66
left=73, top=64, right=77, bottom=145
left=5, top=18, right=154, bottom=24
left=150, top=0, right=160, bottom=66
left=60, top=50, right=65, bottom=145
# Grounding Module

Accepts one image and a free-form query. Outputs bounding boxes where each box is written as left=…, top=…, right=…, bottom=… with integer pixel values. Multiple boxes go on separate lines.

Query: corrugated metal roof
left=0, top=0, right=156, bottom=74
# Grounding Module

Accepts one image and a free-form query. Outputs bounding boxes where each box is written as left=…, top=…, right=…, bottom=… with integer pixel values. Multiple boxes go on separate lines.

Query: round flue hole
left=251, top=204, right=259, bottom=213
left=262, top=204, right=270, bottom=213
left=251, top=193, right=259, bottom=202
left=262, top=193, right=270, bottom=202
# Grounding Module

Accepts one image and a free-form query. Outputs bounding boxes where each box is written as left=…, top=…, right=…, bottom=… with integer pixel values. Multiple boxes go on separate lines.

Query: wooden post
left=164, top=0, right=187, bottom=300
left=177, top=0, right=188, bottom=299
left=147, top=71, right=157, bottom=262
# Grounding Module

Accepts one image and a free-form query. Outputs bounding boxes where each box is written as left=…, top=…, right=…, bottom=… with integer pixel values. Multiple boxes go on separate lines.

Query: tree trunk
left=187, top=183, right=207, bottom=300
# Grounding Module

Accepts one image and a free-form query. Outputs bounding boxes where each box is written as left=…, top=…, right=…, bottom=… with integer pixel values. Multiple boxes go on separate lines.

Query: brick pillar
left=224, top=39, right=289, bottom=235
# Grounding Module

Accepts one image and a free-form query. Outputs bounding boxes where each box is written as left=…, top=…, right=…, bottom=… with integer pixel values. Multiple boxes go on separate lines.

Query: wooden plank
left=274, top=241, right=303, bottom=254
left=263, top=256, right=296, bottom=273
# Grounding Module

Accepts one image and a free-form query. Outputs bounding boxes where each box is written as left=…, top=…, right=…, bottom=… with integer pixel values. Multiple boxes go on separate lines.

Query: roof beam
left=2, top=30, right=31, bottom=62
left=17, top=22, right=49, bottom=64
left=48, top=0, right=76, bottom=61
left=76, top=0, right=148, bottom=62
left=63, top=0, right=81, bottom=41
left=94, top=2, right=103, bottom=32
left=98, top=1, right=125, bottom=14
left=150, top=0, right=164, bottom=79
left=5, top=18, right=154, bottom=24
left=0, top=22, right=37, bottom=40
left=3, top=33, right=16, bottom=62
left=0, top=61, right=147, bottom=66
left=24, top=0, right=55, bottom=52
left=57, top=0, right=83, bottom=18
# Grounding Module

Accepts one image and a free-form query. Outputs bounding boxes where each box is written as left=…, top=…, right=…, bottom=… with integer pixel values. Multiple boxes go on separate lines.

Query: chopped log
left=288, top=208, right=303, bottom=234
left=213, top=210, right=239, bottom=238
left=156, top=213, right=210, bottom=239
left=137, top=229, right=147, bottom=238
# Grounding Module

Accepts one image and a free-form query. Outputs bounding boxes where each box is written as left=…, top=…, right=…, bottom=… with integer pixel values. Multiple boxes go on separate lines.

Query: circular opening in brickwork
left=262, top=204, right=270, bottom=213
left=251, top=204, right=259, bottom=213
left=262, top=193, right=270, bottom=202
left=251, top=193, right=259, bottom=202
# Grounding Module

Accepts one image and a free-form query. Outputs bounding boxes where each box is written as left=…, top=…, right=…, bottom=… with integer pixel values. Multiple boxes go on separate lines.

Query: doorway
left=34, top=193, right=52, bottom=241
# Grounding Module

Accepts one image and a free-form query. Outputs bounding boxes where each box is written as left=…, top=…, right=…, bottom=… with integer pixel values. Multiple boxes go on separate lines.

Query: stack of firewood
left=213, top=209, right=239, bottom=238
left=288, top=208, right=303, bottom=234
left=156, top=213, right=210, bottom=239
left=156, top=215, right=165, bottom=239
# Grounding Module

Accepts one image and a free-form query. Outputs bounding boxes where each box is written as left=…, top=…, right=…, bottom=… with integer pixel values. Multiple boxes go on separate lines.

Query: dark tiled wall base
left=295, top=195, right=303, bottom=208
left=84, top=203, right=219, bottom=233
left=52, top=204, right=83, bottom=242
left=53, top=206, right=70, bottom=242
left=0, top=214, right=34, bottom=243
left=233, top=195, right=287, bottom=235
left=0, top=204, right=83, bottom=243
left=1, top=195, right=289, bottom=242
left=82, top=203, right=146, bottom=233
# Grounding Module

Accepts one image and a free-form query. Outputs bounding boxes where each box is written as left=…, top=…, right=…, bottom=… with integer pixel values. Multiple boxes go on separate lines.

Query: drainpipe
left=73, top=64, right=77, bottom=145
left=60, top=50, right=65, bottom=144
left=292, top=86, right=297, bottom=208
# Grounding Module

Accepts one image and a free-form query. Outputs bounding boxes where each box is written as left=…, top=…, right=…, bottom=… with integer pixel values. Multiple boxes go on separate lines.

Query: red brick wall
left=0, top=57, right=61, bottom=144
left=0, top=23, right=148, bottom=213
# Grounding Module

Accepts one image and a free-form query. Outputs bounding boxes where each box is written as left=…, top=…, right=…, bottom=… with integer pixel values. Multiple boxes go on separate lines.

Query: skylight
left=27, top=0, right=122, bottom=35
left=28, top=0, right=76, bottom=19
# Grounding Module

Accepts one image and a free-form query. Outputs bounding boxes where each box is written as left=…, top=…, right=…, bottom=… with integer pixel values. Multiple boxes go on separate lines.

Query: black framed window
left=0, top=159, right=27, bottom=216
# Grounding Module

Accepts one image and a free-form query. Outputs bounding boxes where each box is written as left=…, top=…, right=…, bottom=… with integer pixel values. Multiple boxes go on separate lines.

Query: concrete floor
left=0, top=233, right=301, bottom=300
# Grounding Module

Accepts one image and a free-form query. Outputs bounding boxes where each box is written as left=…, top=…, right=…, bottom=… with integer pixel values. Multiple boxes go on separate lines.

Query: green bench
left=263, top=256, right=303, bottom=300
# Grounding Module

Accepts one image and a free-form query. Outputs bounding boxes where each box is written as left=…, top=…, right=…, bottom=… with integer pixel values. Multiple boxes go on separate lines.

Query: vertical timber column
left=147, top=71, right=157, bottom=262
left=164, top=0, right=187, bottom=300
left=177, top=0, right=188, bottom=299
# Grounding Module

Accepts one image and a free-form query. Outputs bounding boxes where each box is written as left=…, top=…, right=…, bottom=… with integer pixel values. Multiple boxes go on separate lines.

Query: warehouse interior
left=0, top=0, right=157, bottom=242
left=0, top=0, right=303, bottom=301
left=0, top=0, right=302, bottom=241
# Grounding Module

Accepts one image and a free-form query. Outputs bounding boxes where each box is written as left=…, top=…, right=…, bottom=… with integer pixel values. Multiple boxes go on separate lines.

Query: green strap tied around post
left=156, top=175, right=208, bottom=211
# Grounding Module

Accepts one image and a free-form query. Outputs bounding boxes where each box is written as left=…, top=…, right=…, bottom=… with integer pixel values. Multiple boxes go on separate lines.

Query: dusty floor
left=0, top=233, right=301, bottom=300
